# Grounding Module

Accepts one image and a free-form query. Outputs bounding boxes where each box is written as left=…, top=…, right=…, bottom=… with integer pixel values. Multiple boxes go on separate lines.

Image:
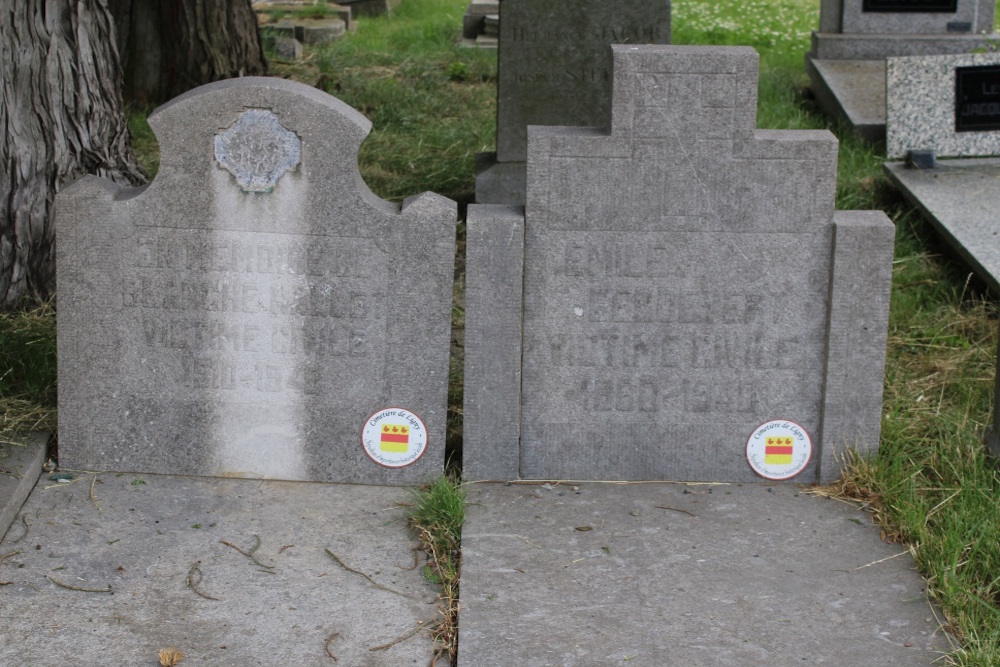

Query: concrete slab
left=459, top=483, right=951, bottom=666
left=0, top=474, right=438, bottom=666
left=884, top=157, right=1000, bottom=294
left=0, top=432, right=48, bottom=542
left=807, top=57, right=887, bottom=140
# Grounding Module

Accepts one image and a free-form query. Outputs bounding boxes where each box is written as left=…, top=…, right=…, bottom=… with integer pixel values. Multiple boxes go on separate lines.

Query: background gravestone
left=882, top=54, right=1000, bottom=458
left=474, top=0, right=671, bottom=205
left=886, top=52, right=1000, bottom=159
left=806, top=0, right=998, bottom=139
left=813, top=0, right=996, bottom=58
left=465, top=45, right=894, bottom=484
left=56, top=77, right=456, bottom=485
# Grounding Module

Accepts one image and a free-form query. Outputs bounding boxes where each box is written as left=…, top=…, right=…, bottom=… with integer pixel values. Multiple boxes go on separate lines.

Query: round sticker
left=362, top=408, right=428, bottom=468
left=746, top=420, right=812, bottom=481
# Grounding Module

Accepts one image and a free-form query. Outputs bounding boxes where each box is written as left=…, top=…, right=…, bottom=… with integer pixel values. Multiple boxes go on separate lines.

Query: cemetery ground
left=0, top=0, right=998, bottom=664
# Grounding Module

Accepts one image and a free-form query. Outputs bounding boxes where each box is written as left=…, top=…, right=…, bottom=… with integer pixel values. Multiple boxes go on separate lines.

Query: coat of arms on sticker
left=362, top=408, right=427, bottom=468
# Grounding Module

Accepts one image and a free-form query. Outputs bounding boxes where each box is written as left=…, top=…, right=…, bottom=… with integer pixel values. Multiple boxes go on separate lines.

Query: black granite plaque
left=863, top=0, right=957, bottom=11
left=956, top=65, right=1000, bottom=132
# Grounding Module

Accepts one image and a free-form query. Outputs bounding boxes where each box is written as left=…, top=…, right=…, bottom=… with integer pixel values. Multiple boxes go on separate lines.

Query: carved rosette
left=214, top=109, right=301, bottom=193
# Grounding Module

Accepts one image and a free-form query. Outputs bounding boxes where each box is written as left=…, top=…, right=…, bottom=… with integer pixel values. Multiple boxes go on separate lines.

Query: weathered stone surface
left=214, top=109, right=301, bottom=192
left=274, top=36, right=304, bottom=60
left=465, top=46, right=894, bottom=483
left=805, top=58, right=887, bottom=140
left=495, top=0, right=671, bottom=164
left=887, top=52, right=1000, bottom=159
left=55, top=78, right=456, bottom=485
left=809, top=31, right=1000, bottom=60
left=463, top=205, right=524, bottom=481
left=299, top=19, right=346, bottom=44
left=808, top=0, right=999, bottom=135
left=843, top=0, right=990, bottom=34
left=819, top=211, right=895, bottom=474
left=462, top=0, right=499, bottom=40
left=0, top=473, right=438, bottom=665
left=458, top=483, right=951, bottom=665
left=338, top=0, right=400, bottom=18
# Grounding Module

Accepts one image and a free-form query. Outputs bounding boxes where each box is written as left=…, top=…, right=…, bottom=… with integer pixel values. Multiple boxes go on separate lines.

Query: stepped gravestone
left=55, top=78, right=456, bottom=485
left=806, top=0, right=998, bottom=138
left=475, top=0, right=671, bottom=205
left=465, top=45, right=895, bottom=484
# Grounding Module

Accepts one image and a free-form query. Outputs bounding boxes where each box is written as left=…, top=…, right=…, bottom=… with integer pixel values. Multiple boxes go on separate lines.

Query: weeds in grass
left=408, top=475, right=465, bottom=664
left=0, top=301, right=57, bottom=441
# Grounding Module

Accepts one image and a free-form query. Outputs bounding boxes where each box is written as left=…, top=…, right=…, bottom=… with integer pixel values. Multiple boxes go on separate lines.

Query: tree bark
left=113, top=0, right=268, bottom=107
left=0, top=0, right=144, bottom=309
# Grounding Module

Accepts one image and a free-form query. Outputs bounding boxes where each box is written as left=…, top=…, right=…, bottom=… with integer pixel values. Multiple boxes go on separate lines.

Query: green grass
left=408, top=474, right=466, bottom=663
left=0, top=301, right=57, bottom=442
left=269, top=0, right=496, bottom=207
left=3, top=0, right=1000, bottom=662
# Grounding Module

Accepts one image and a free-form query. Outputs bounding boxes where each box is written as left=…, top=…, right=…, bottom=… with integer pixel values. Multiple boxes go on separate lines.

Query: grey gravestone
left=806, top=0, right=998, bottom=139
left=338, top=0, right=401, bottom=17
left=887, top=52, right=1000, bottom=159
left=475, top=0, right=671, bottom=204
left=55, top=77, right=456, bottom=485
left=274, top=36, right=304, bottom=60
left=465, top=46, right=894, bottom=484
left=813, top=0, right=996, bottom=58
left=462, top=0, right=499, bottom=43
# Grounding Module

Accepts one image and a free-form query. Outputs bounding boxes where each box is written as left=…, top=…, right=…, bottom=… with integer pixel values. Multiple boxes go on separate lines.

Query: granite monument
left=806, top=0, right=998, bottom=138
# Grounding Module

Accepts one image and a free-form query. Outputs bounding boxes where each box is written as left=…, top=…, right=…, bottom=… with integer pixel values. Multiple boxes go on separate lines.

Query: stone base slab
left=885, top=157, right=1000, bottom=461
left=0, top=474, right=437, bottom=665
left=807, top=57, right=886, bottom=140
left=459, top=482, right=951, bottom=665
left=810, top=31, right=1000, bottom=60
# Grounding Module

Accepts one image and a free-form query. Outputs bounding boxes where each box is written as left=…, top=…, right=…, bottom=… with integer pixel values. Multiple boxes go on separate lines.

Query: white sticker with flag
left=746, top=419, right=812, bottom=480
left=362, top=407, right=428, bottom=468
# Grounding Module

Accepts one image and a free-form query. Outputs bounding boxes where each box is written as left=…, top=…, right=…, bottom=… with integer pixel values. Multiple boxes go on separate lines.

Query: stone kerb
left=811, top=0, right=998, bottom=59
left=887, top=52, right=1000, bottom=159
left=55, top=77, right=456, bottom=485
left=465, top=46, right=894, bottom=484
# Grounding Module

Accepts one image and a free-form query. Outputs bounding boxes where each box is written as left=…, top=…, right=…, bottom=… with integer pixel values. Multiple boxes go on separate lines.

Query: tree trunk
left=0, top=0, right=144, bottom=309
left=113, top=0, right=268, bottom=107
